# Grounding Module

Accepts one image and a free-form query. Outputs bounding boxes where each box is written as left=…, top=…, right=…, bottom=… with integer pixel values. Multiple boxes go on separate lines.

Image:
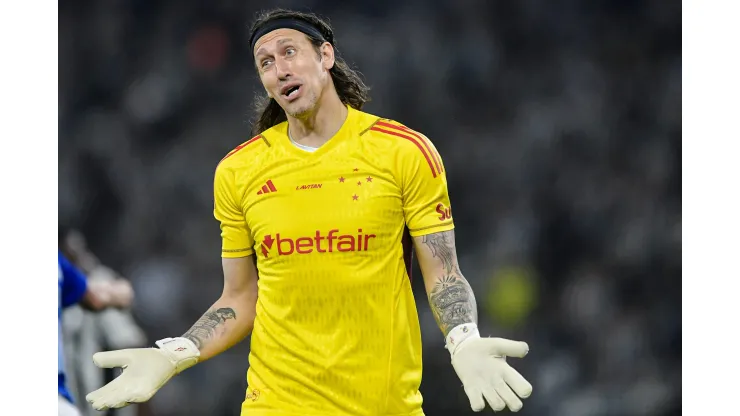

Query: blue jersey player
left=58, top=251, right=134, bottom=416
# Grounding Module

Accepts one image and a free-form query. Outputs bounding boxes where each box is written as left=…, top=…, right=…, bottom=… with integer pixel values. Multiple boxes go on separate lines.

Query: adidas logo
left=257, top=180, right=277, bottom=195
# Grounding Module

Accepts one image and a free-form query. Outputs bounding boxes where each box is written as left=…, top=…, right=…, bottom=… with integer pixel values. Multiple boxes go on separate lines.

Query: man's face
left=253, top=28, right=334, bottom=118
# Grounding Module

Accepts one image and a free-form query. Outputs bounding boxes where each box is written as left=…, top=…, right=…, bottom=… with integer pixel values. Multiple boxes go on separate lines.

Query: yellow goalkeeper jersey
left=213, top=105, right=454, bottom=416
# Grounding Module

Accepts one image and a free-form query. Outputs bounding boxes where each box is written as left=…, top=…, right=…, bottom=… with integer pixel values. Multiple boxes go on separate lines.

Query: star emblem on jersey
left=338, top=167, right=372, bottom=200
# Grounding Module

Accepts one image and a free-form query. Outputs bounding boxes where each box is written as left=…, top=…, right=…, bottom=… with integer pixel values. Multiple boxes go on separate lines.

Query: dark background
left=58, top=0, right=681, bottom=415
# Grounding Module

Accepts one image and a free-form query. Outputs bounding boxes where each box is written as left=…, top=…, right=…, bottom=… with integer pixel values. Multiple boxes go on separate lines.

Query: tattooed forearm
left=429, top=275, right=478, bottom=336
left=421, top=231, right=457, bottom=274
left=182, top=307, right=237, bottom=349
left=419, top=230, right=478, bottom=335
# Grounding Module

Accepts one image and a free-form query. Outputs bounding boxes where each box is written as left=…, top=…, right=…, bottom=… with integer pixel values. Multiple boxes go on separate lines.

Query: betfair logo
left=260, top=229, right=377, bottom=257
left=436, top=203, right=452, bottom=221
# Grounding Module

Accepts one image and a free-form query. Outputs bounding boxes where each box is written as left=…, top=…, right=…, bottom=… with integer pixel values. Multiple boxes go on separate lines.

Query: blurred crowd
left=58, top=0, right=681, bottom=415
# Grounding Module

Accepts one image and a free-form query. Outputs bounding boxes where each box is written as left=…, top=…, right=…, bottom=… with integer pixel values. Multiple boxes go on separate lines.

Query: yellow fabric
left=213, top=106, right=454, bottom=415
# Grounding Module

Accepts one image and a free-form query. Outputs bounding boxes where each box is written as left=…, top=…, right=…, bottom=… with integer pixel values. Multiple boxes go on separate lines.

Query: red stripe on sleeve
left=375, top=122, right=443, bottom=175
left=397, top=125, right=444, bottom=174
left=219, top=135, right=262, bottom=164
left=370, top=126, right=437, bottom=178
left=266, top=179, right=277, bottom=192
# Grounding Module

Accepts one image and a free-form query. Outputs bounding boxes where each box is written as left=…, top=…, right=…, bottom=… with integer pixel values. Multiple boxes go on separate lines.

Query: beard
left=284, top=89, right=320, bottom=118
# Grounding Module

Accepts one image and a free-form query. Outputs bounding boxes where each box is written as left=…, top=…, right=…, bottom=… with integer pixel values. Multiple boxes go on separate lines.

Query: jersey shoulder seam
left=359, top=117, right=382, bottom=136
left=217, top=134, right=271, bottom=167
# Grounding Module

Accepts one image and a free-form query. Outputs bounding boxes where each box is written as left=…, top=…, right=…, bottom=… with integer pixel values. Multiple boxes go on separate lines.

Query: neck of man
left=287, top=87, right=348, bottom=148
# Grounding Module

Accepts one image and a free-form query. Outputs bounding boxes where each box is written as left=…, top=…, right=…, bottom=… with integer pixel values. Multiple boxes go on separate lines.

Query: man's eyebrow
left=255, top=38, right=296, bottom=58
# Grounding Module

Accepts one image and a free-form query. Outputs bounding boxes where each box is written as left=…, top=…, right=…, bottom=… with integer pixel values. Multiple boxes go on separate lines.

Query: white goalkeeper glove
left=446, top=324, right=533, bottom=412
left=85, top=337, right=200, bottom=411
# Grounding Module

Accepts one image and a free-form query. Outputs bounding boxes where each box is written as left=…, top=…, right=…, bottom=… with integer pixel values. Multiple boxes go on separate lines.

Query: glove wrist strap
left=445, top=323, right=480, bottom=357
left=155, top=337, right=201, bottom=374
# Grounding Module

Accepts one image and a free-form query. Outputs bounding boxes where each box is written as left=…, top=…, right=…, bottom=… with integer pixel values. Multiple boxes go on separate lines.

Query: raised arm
left=182, top=158, right=261, bottom=361
left=181, top=256, right=258, bottom=361
left=85, top=256, right=259, bottom=411
left=86, top=161, right=260, bottom=411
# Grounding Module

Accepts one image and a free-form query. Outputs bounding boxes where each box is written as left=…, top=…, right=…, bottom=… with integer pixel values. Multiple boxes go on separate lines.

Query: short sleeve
left=214, top=164, right=254, bottom=257
left=397, top=132, right=455, bottom=237
left=59, top=251, right=88, bottom=308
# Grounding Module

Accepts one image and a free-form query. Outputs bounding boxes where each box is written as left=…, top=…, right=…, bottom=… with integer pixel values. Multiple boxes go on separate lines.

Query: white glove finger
left=98, top=390, right=132, bottom=411
left=99, top=400, right=126, bottom=411
left=463, top=384, right=486, bottom=412
left=481, top=386, right=506, bottom=412
left=87, top=374, right=130, bottom=406
left=504, top=367, right=533, bottom=398
left=489, top=338, right=529, bottom=358
left=89, top=388, right=119, bottom=411
left=112, top=400, right=132, bottom=409
left=117, top=386, right=154, bottom=405
left=85, top=388, right=103, bottom=404
left=92, top=350, right=132, bottom=369
left=86, top=381, right=117, bottom=404
left=494, top=379, right=523, bottom=412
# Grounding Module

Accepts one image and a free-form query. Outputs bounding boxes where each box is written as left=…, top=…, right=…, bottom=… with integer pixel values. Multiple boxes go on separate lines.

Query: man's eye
left=286, top=48, right=296, bottom=56
left=261, top=59, right=272, bottom=68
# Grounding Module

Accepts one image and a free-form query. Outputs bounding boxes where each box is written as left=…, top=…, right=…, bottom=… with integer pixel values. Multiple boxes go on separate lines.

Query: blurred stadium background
left=58, top=0, right=681, bottom=415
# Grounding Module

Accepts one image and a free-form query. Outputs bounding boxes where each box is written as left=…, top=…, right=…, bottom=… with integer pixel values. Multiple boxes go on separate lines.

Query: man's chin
left=282, top=92, right=320, bottom=117
left=285, top=103, right=314, bottom=119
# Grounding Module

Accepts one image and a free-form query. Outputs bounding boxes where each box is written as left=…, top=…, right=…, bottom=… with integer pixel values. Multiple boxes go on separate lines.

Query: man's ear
left=319, top=42, right=336, bottom=71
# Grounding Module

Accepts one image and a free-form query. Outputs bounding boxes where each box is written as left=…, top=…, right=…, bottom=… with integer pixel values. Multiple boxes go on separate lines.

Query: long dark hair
left=248, top=9, right=371, bottom=135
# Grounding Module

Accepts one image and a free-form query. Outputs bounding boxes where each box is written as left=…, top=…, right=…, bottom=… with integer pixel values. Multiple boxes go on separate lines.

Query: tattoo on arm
left=421, top=230, right=477, bottom=336
left=421, top=232, right=457, bottom=274
left=429, top=275, right=478, bottom=336
left=182, top=307, right=237, bottom=349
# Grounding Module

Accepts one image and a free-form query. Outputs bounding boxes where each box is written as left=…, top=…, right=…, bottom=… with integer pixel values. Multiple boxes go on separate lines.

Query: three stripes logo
left=257, top=180, right=278, bottom=195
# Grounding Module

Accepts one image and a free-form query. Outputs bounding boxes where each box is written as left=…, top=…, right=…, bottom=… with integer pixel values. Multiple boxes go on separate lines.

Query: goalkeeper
left=86, top=8, right=533, bottom=415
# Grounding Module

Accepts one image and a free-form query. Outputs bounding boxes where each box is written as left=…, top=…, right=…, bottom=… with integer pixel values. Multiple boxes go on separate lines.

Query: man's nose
left=274, top=57, right=292, bottom=80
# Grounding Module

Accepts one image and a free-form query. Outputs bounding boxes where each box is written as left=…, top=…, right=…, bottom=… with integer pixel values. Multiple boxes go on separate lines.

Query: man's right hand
left=86, top=337, right=200, bottom=410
